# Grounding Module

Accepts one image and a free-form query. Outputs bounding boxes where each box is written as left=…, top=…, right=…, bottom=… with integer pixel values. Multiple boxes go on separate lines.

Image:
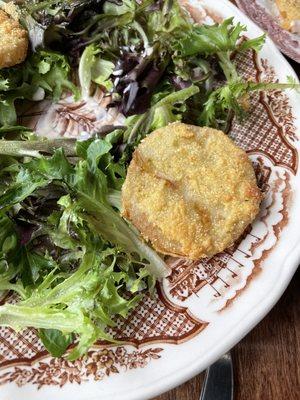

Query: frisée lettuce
left=0, top=137, right=168, bottom=359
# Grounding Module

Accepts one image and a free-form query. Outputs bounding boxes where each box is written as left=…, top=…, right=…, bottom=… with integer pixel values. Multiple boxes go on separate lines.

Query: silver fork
left=199, top=352, right=234, bottom=400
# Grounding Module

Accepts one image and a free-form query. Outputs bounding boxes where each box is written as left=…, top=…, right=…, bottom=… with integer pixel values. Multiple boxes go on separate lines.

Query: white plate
left=0, top=1, right=299, bottom=399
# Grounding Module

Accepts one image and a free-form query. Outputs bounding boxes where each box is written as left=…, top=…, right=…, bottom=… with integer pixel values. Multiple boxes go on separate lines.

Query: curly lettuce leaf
left=200, top=78, right=300, bottom=129
left=173, top=17, right=265, bottom=57
left=0, top=139, right=168, bottom=276
left=0, top=135, right=169, bottom=358
left=0, top=240, right=148, bottom=359
left=172, top=17, right=265, bottom=81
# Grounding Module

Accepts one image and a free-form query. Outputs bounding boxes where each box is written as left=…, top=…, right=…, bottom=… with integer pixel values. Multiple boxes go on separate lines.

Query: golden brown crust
left=275, top=0, right=300, bottom=31
left=122, top=122, right=262, bottom=260
left=0, top=10, right=28, bottom=69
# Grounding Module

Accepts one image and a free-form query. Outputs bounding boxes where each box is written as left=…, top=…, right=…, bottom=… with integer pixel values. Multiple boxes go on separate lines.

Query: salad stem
left=0, top=139, right=77, bottom=158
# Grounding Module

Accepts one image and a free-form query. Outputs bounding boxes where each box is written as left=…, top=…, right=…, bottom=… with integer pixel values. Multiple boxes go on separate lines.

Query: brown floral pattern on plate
left=0, top=347, right=163, bottom=388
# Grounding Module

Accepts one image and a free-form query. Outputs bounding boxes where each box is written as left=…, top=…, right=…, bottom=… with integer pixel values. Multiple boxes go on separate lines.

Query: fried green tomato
left=0, top=10, right=28, bottom=69
left=122, top=122, right=261, bottom=260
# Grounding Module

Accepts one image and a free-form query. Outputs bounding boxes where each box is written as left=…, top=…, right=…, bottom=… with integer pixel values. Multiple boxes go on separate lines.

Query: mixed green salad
left=0, top=0, right=298, bottom=360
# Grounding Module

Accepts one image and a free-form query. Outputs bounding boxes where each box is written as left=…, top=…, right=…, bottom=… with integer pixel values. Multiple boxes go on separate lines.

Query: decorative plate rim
left=118, top=241, right=300, bottom=400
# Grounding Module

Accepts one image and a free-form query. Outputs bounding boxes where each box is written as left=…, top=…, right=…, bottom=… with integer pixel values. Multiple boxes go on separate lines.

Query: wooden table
left=152, top=36, right=300, bottom=400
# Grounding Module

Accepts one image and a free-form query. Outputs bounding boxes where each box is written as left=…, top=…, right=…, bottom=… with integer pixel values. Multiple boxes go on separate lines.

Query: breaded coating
left=122, top=123, right=261, bottom=260
left=275, top=0, right=300, bottom=31
left=0, top=10, right=28, bottom=69
left=2, top=1, right=20, bottom=20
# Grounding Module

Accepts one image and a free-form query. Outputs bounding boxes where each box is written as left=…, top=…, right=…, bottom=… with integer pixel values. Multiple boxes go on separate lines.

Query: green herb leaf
left=39, top=328, right=73, bottom=357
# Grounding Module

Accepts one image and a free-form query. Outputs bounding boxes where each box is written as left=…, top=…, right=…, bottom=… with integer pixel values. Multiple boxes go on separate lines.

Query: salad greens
left=0, top=49, right=79, bottom=127
left=0, top=0, right=298, bottom=359
left=0, top=138, right=165, bottom=359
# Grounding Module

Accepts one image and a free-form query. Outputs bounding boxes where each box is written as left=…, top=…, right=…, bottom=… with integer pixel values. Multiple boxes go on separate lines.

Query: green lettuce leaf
left=39, top=328, right=74, bottom=358
left=0, top=136, right=169, bottom=358
left=79, top=44, right=115, bottom=96
left=123, top=84, right=199, bottom=145
left=172, top=17, right=265, bottom=81
left=30, top=50, right=80, bottom=101
left=173, top=17, right=265, bottom=57
left=200, top=78, right=300, bottom=129
left=0, top=247, right=143, bottom=359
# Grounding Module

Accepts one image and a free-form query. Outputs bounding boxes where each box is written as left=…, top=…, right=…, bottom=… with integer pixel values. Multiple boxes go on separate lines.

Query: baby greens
left=0, top=137, right=167, bottom=359
left=0, top=0, right=298, bottom=359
